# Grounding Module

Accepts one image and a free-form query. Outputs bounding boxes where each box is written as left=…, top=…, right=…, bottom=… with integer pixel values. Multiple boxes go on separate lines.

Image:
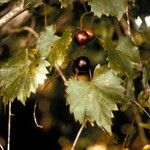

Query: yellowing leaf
left=88, top=0, right=134, bottom=20
left=65, top=65, right=126, bottom=134
left=0, top=49, right=49, bottom=104
left=48, top=27, right=72, bottom=67
left=107, top=36, right=140, bottom=77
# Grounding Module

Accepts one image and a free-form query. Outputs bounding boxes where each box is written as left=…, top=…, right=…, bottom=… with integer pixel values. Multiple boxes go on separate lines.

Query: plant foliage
left=65, top=65, right=126, bottom=134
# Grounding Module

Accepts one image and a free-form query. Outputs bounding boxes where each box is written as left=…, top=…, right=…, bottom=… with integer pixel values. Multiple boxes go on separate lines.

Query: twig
left=0, top=144, right=4, bottom=150
left=71, top=124, right=85, bottom=150
left=0, top=6, right=26, bottom=29
left=122, top=119, right=136, bottom=149
left=7, top=100, right=12, bottom=150
left=132, top=104, right=148, bottom=145
left=80, top=11, right=92, bottom=30
left=131, top=99, right=150, bottom=118
left=125, top=5, right=131, bottom=37
left=9, top=26, right=39, bottom=38
left=33, top=100, right=43, bottom=128
left=54, top=64, right=67, bottom=83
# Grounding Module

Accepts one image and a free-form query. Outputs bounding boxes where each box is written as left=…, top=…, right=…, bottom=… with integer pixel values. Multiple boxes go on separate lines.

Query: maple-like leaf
left=88, top=0, right=134, bottom=20
left=0, top=49, right=49, bottom=104
left=65, top=65, right=126, bottom=134
left=107, top=36, right=140, bottom=77
left=36, top=25, right=60, bottom=58
left=48, top=27, right=72, bottom=67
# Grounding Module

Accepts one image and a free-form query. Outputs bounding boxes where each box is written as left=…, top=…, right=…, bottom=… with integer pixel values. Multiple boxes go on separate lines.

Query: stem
left=44, top=4, right=48, bottom=26
left=80, top=11, right=92, bottom=30
left=131, top=99, right=150, bottom=119
left=33, top=100, right=43, bottom=128
left=0, top=144, right=4, bottom=150
left=7, top=101, right=12, bottom=150
left=71, top=124, right=85, bottom=150
left=54, top=64, right=67, bottom=83
left=0, top=6, right=26, bottom=29
left=9, top=26, right=39, bottom=38
left=132, top=104, right=148, bottom=145
left=125, top=5, right=131, bottom=36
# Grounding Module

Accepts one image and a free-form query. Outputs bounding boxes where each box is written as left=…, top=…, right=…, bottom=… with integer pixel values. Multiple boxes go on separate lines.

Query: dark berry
left=74, top=30, right=89, bottom=46
left=73, top=56, right=91, bottom=74
left=84, top=28, right=95, bottom=40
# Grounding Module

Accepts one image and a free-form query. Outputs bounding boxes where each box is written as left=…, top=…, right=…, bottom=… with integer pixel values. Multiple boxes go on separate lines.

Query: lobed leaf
left=48, top=27, right=72, bottom=67
left=0, top=49, right=49, bottom=104
left=37, top=25, right=60, bottom=58
left=107, top=36, right=140, bottom=78
left=65, top=65, right=126, bottom=134
left=88, top=0, right=134, bottom=20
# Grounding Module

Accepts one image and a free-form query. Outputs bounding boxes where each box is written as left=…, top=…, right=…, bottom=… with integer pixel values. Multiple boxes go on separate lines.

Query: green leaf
left=107, top=36, right=140, bottom=77
left=65, top=65, right=126, bottom=134
left=48, top=27, right=72, bottom=67
left=0, top=49, right=49, bottom=104
left=59, top=0, right=72, bottom=8
left=37, top=25, right=60, bottom=58
left=88, top=0, right=134, bottom=20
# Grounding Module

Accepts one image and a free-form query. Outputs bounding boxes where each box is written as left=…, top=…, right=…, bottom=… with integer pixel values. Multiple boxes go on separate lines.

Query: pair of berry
left=74, top=28, right=95, bottom=46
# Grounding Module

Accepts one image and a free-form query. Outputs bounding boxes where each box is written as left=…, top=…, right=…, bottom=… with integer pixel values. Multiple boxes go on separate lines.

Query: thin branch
left=132, top=104, right=148, bottom=145
left=0, top=6, right=26, bottom=29
left=131, top=99, right=150, bottom=119
left=9, top=26, right=39, bottom=38
left=33, top=100, right=43, bottom=128
left=0, top=144, right=4, bottom=150
left=7, top=100, right=12, bottom=150
left=71, top=124, right=85, bottom=150
left=54, top=64, right=67, bottom=83
left=80, top=11, right=92, bottom=30
left=125, top=5, right=131, bottom=36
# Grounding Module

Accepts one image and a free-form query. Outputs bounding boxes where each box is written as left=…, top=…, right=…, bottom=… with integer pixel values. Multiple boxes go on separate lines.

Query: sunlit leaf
left=48, top=27, right=72, bottom=67
left=107, top=36, right=140, bottom=77
left=0, top=49, right=49, bottom=104
left=88, top=0, right=134, bottom=20
left=37, top=25, right=60, bottom=58
left=65, top=65, right=126, bottom=134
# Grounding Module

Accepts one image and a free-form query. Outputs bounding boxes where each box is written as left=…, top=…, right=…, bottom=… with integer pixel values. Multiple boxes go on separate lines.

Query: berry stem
left=80, top=11, right=92, bottom=30
left=55, top=64, right=67, bottom=83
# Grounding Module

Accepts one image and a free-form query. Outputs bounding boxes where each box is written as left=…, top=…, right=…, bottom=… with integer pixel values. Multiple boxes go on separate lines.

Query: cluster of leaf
left=0, top=0, right=150, bottom=134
